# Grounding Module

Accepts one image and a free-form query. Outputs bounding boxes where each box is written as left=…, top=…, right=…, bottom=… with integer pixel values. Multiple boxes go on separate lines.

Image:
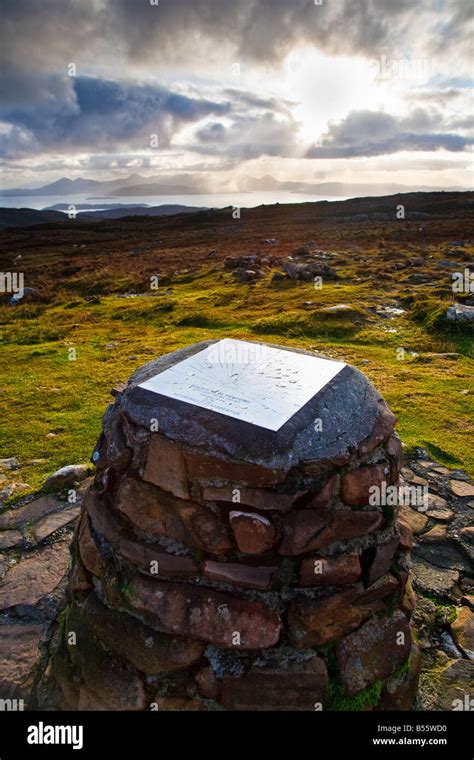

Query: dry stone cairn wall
left=38, top=339, right=419, bottom=711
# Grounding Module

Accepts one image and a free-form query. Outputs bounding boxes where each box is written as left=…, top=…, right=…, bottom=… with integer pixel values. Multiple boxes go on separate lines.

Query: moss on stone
left=325, top=678, right=383, bottom=711
left=420, top=590, right=457, bottom=623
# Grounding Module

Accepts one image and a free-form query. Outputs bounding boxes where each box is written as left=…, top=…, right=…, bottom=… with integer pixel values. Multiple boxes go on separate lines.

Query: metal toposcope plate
left=138, top=338, right=346, bottom=432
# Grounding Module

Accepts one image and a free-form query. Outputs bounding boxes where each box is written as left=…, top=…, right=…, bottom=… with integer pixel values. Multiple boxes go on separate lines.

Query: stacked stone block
left=38, top=341, right=420, bottom=711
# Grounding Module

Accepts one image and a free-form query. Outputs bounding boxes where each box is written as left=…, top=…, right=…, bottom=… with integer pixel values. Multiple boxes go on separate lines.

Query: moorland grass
left=0, top=261, right=472, bottom=492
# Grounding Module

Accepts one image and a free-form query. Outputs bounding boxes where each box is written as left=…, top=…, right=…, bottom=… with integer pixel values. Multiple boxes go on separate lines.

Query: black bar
left=0, top=710, right=470, bottom=758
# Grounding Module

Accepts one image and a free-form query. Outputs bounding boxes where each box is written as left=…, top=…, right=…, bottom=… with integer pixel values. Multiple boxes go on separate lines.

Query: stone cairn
left=38, top=340, right=419, bottom=711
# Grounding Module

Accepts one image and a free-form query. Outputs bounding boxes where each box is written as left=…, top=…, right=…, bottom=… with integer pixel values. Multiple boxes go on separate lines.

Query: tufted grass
left=0, top=202, right=473, bottom=491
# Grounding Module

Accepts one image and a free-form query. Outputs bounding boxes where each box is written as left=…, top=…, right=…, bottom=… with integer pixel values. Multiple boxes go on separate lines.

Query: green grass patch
left=419, top=591, right=457, bottom=623
left=1, top=256, right=473, bottom=489
left=325, top=678, right=384, bottom=711
left=410, top=297, right=474, bottom=340
left=176, top=313, right=229, bottom=329
left=251, top=306, right=367, bottom=341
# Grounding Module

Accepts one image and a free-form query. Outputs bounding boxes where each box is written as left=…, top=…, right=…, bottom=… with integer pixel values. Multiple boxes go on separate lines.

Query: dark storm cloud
left=402, top=88, right=464, bottom=106
left=307, top=109, right=474, bottom=158
left=106, top=0, right=441, bottom=65
left=223, top=90, right=292, bottom=112
left=450, top=116, right=474, bottom=130
left=0, top=0, right=472, bottom=167
left=0, top=0, right=468, bottom=98
left=0, top=0, right=106, bottom=105
left=195, top=123, right=227, bottom=142
left=429, top=0, right=474, bottom=54
left=193, top=112, right=301, bottom=159
left=0, top=76, right=230, bottom=157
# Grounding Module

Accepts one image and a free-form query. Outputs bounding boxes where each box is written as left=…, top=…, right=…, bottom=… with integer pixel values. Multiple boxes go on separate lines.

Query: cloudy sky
left=0, top=0, right=473, bottom=192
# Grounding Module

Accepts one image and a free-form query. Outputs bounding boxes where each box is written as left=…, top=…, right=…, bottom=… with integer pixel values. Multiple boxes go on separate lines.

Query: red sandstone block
left=387, top=433, right=403, bottom=474
left=84, top=491, right=121, bottom=545
left=202, top=485, right=303, bottom=511
left=67, top=603, right=147, bottom=710
left=184, top=451, right=286, bottom=487
left=336, top=611, right=411, bottom=695
left=78, top=685, right=110, bottom=711
left=357, top=401, right=396, bottom=457
left=203, top=559, right=276, bottom=589
left=355, top=572, right=399, bottom=606
left=289, top=575, right=399, bottom=648
left=366, top=535, right=400, bottom=585
left=299, top=551, right=361, bottom=586
left=279, top=509, right=383, bottom=555
left=229, top=511, right=276, bottom=554
left=144, top=436, right=190, bottom=499
left=302, top=452, right=350, bottom=474
left=397, top=516, right=413, bottom=551
left=194, top=666, right=218, bottom=700
left=118, top=537, right=199, bottom=578
left=107, top=574, right=282, bottom=649
left=341, top=464, right=390, bottom=507
left=68, top=558, right=92, bottom=596
left=116, top=477, right=232, bottom=555
left=307, top=474, right=339, bottom=509
left=380, top=642, right=421, bottom=710
left=220, top=656, right=328, bottom=711
left=330, top=510, right=384, bottom=542
left=288, top=588, right=374, bottom=647
left=78, top=513, right=104, bottom=578
left=279, top=510, right=328, bottom=556
left=82, top=593, right=205, bottom=675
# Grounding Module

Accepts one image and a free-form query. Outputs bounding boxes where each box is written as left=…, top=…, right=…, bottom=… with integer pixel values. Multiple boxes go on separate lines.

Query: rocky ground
left=401, top=451, right=474, bottom=710
left=0, top=446, right=471, bottom=711
left=0, top=467, right=91, bottom=706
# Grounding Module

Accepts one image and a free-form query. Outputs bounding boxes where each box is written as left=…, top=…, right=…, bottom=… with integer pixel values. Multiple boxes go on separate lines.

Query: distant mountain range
left=0, top=174, right=204, bottom=197
left=1, top=173, right=468, bottom=199
left=0, top=173, right=145, bottom=197
left=242, top=175, right=468, bottom=196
